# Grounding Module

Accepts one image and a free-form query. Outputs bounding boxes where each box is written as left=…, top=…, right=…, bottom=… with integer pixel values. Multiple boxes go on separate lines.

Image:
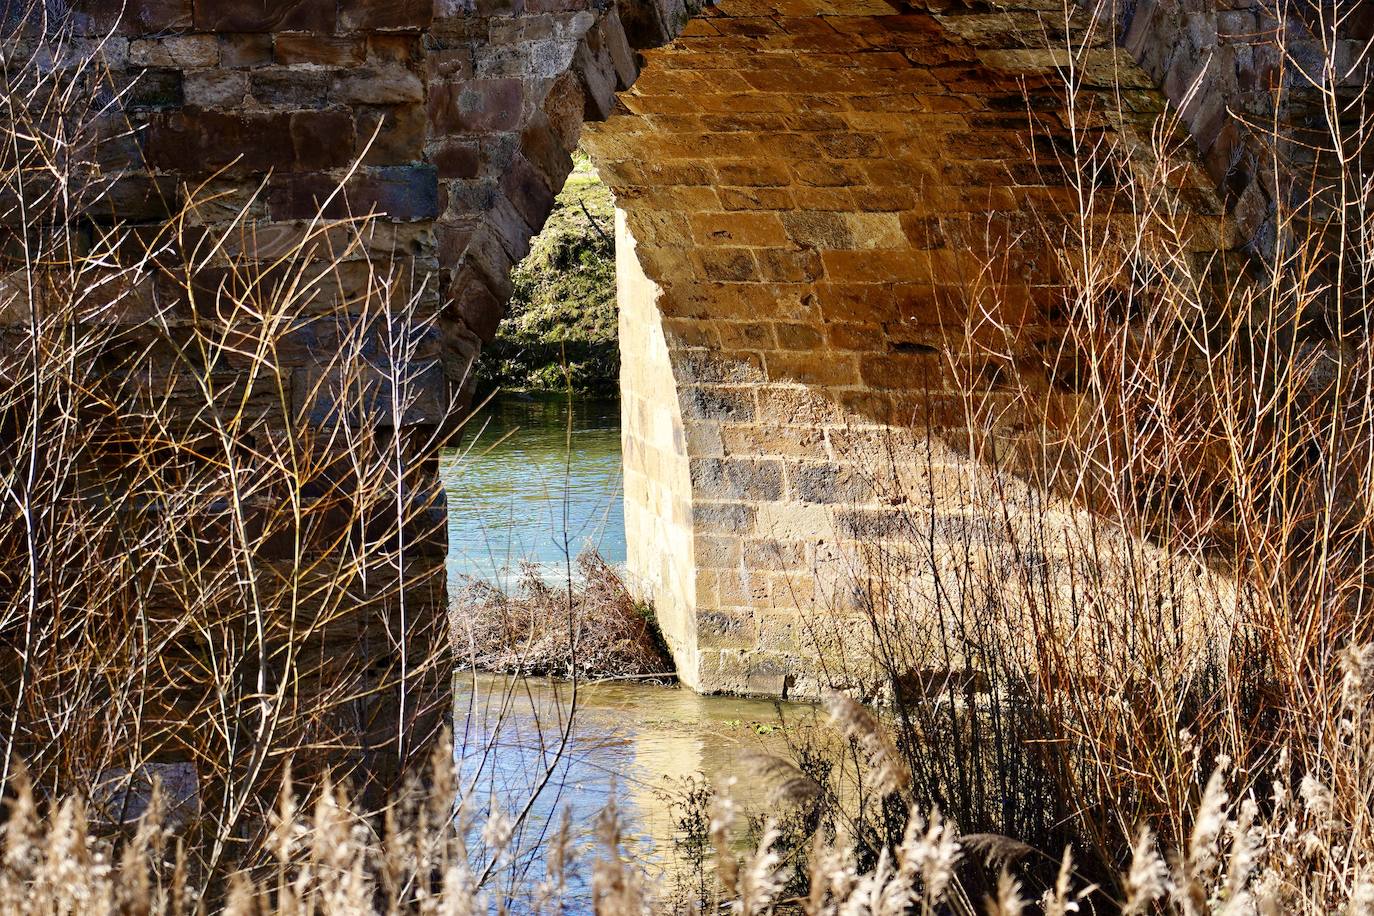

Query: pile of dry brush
left=449, top=551, right=672, bottom=681
left=0, top=0, right=1372, bottom=912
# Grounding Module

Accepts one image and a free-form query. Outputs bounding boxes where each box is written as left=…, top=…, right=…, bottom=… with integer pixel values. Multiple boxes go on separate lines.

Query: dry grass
left=790, top=0, right=1374, bottom=908
left=449, top=550, right=672, bottom=681
left=4, top=665, right=1372, bottom=913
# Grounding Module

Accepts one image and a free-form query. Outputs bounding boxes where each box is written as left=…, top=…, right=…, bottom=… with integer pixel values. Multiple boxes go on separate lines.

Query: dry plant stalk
left=800, top=0, right=1374, bottom=908
left=0, top=6, right=451, bottom=891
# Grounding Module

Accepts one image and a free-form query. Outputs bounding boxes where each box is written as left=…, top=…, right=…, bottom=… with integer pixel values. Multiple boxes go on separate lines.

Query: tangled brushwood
left=449, top=551, right=672, bottom=680
left=0, top=1, right=451, bottom=868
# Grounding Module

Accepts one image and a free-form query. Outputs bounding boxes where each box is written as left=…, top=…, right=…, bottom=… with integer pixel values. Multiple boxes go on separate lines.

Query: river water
left=439, top=395, right=627, bottom=590
left=453, top=673, right=815, bottom=905
left=438, top=395, right=813, bottom=901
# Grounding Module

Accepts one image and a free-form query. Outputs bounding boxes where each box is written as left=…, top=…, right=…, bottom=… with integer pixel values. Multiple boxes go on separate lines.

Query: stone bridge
left=55, top=0, right=1367, bottom=706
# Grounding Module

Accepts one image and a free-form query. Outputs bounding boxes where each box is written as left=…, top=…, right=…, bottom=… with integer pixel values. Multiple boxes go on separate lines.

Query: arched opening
left=441, top=150, right=626, bottom=594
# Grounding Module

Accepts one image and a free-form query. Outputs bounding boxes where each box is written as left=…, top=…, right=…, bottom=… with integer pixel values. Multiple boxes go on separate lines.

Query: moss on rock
left=478, top=153, right=618, bottom=393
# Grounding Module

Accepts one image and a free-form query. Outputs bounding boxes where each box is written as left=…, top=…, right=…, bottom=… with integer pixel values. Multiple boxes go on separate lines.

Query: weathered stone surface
left=427, top=79, right=524, bottom=133
left=47, top=0, right=457, bottom=800
left=193, top=0, right=336, bottom=32
left=144, top=109, right=357, bottom=172
left=74, top=0, right=193, bottom=34
left=341, top=0, right=434, bottom=30
left=267, top=167, right=440, bottom=221
left=129, top=35, right=219, bottom=68
left=333, top=66, right=426, bottom=104
left=274, top=34, right=367, bottom=66
left=64, top=0, right=1338, bottom=709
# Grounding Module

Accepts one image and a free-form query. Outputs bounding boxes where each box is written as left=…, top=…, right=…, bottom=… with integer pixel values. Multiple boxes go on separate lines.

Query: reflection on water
left=454, top=673, right=815, bottom=905
left=440, top=395, right=626, bottom=590
left=442, top=395, right=817, bottom=905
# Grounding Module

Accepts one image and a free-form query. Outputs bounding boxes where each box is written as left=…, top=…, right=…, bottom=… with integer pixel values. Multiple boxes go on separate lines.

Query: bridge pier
left=6, top=2, right=1346, bottom=808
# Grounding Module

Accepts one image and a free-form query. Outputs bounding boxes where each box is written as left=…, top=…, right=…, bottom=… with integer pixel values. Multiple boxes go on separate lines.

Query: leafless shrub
left=0, top=5, right=451, bottom=893
left=450, top=550, right=671, bottom=681
left=798, top=0, right=1374, bottom=908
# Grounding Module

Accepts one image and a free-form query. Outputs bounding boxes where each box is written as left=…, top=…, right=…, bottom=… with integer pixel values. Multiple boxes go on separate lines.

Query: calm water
left=454, top=673, right=813, bottom=905
left=439, top=395, right=627, bottom=590
left=441, top=395, right=816, bottom=904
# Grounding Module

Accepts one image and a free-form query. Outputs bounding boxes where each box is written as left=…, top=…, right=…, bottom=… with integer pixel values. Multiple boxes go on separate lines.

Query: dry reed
left=449, top=550, right=671, bottom=681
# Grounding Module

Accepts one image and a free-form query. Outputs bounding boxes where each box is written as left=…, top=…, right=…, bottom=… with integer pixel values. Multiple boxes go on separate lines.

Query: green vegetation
left=479, top=152, right=619, bottom=393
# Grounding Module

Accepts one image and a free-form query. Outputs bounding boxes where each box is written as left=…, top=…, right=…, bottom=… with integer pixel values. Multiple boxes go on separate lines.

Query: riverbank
left=476, top=153, right=618, bottom=394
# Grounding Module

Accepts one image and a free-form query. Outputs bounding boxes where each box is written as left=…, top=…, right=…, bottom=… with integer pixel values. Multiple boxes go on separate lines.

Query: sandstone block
left=678, top=349, right=762, bottom=385
left=696, top=611, right=754, bottom=650
left=74, top=0, right=192, bottom=35
left=774, top=323, right=823, bottom=350
left=219, top=33, right=274, bottom=67
left=690, top=457, right=785, bottom=501
left=340, top=0, right=433, bottom=31
left=251, top=68, right=329, bottom=107
left=268, top=166, right=439, bottom=221
left=123, top=69, right=184, bottom=109
left=573, top=29, right=618, bottom=121
left=447, top=266, right=505, bottom=342
left=695, top=248, right=758, bottom=282
left=356, top=103, right=427, bottom=164
left=428, top=140, right=481, bottom=179
left=332, top=66, right=425, bottom=105
left=129, top=34, right=219, bottom=68
left=716, top=321, right=775, bottom=349
left=718, top=186, right=794, bottom=211
left=144, top=109, right=356, bottom=173
left=695, top=536, right=743, bottom=569
left=858, top=352, right=943, bottom=390
left=194, top=0, right=336, bottom=32
left=692, top=502, right=757, bottom=534
left=427, top=79, right=524, bottom=134
left=274, top=34, right=366, bottom=66
left=690, top=211, right=787, bottom=247
left=184, top=70, right=249, bottom=107
left=786, top=461, right=874, bottom=505
left=93, top=175, right=182, bottom=223
left=764, top=351, right=859, bottom=387
left=498, top=154, right=557, bottom=231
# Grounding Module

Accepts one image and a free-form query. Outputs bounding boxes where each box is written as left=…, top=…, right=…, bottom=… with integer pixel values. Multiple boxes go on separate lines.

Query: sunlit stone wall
left=617, top=211, right=703, bottom=686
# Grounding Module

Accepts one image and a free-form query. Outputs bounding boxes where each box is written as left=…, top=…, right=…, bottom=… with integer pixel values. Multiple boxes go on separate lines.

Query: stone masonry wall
left=617, top=209, right=703, bottom=686
left=584, top=0, right=1240, bottom=694
left=1108, top=0, right=1371, bottom=259
left=12, top=0, right=1351, bottom=739
left=45, top=0, right=452, bottom=790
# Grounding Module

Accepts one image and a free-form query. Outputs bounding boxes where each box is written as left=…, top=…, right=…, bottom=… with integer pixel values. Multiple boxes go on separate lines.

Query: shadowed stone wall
left=584, top=0, right=1242, bottom=693
left=46, top=0, right=452, bottom=791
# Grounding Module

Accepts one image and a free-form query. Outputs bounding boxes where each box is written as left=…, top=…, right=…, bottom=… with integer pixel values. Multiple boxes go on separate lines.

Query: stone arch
left=45, top=0, right=1349, bottom=710
left=438, top=0, right=1253, bottom=693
